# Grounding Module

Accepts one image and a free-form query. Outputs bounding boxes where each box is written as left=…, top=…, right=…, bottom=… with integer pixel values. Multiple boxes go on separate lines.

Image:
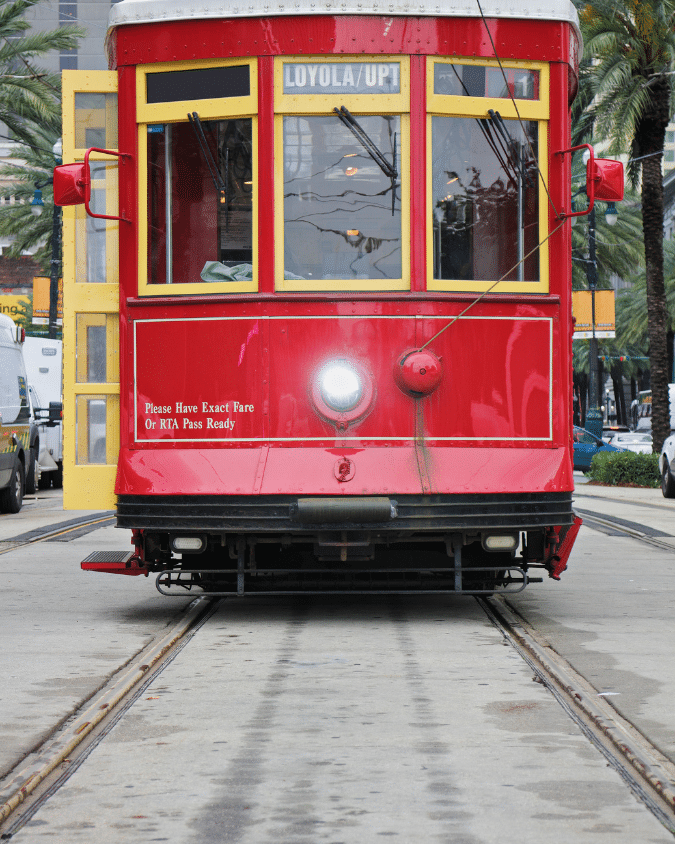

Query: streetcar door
left=61, top=70, right=120, bottom=510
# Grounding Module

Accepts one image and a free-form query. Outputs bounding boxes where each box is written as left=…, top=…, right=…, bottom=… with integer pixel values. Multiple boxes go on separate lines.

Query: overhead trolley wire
left=416, top=0, right=569, bottom=351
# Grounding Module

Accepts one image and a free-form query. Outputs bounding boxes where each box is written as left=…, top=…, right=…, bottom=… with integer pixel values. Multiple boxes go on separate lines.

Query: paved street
left=1, top=483, right=674, bottom=842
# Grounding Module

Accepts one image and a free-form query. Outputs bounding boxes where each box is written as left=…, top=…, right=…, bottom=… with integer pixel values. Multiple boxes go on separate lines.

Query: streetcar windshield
left=147, top=118, right=253, bottom=284
left=431, top=116, right=539, bottom=282
left=282, top=114, right=401, bottom=281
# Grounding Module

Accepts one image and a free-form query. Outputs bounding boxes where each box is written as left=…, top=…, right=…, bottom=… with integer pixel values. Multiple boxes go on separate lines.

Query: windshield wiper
left=188, top=111, right=229, bottom=218
left=333, top=106, right=398, bottom=214
left=487, top=109, right=533, bottom=186
left=333, top=106, right=398, bottom=179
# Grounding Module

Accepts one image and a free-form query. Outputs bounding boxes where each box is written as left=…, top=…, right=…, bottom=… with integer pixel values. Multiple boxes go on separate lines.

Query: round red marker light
left=394, top=349, right=443, bottom=397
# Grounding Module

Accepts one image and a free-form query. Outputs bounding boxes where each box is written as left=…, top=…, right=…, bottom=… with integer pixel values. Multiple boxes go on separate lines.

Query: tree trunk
left=611, top=363, right=626, bottom=426
left=575, top=370, right=588, bottom=427
left=638, top=89, right=670, bottom=453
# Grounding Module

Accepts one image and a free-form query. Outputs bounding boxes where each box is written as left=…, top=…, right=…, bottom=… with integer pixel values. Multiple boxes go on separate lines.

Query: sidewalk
left=573, top=472, right=675, bottom=546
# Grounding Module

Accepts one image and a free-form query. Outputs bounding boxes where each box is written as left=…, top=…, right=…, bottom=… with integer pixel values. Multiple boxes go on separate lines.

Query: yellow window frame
left=427, top=57, right=549, bottom=120
left=63, top=69, right=119, bottom=157
left=426, top=58, right=549, bottom=294
left=75, top=313, right=120, bottom=384
left=136, top=57, right=258, bottom=124
left=275, top=55, right=410, bottom=292
left=276, top=55, right=410, bottom=113
left=136, top=59, right=259, bottom=296
left=73, top=157, right=119, bottom=287
left=61, top=69, right=120, bottom=510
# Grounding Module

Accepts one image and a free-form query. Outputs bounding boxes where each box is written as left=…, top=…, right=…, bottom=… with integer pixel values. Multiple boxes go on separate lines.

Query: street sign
left=32, top=276, right=63, bottom=325
left=572, top=289, right=615, bottom=338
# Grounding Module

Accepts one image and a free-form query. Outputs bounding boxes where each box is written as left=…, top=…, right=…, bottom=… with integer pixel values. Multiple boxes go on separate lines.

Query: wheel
left=38, top=472, right=52, bottom=490
left=52, top=462, right=63, bottom=489
left=0, top=461, right=24, bottom=513
left=25, top=446, right=39, bottom=494
left=661, top=462, right=675, bottom=498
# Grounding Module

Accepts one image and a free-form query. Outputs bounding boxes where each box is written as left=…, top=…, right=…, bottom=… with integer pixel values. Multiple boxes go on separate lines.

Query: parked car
left=601, top=424, right=630, bottom=443
left=659, top=434, right=675, bottom=497
left=573, top=425, right=624, bottom=472
left=605, top=431, right=653, bottom=454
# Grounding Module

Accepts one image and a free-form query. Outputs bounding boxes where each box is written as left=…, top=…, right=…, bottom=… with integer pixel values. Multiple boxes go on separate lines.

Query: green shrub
left=587, top=450, right=660, bottom=487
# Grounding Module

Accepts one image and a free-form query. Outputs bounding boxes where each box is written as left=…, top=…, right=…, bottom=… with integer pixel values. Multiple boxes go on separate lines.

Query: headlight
left=318, top=361, right=363, bottom=412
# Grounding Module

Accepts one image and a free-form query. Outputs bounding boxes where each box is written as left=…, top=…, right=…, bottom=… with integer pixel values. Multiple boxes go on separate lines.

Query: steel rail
left=574, top=506, right=675, bottom=554
left=0, top=512, right=116, bottom=555
left=0, top=597, right=217, bottom=837
left=481, top=596, right=675, bottom=834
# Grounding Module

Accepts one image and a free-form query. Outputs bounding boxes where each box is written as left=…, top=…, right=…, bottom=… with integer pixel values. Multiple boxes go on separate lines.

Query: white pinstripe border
left=133, top=315, right=554, bottom=443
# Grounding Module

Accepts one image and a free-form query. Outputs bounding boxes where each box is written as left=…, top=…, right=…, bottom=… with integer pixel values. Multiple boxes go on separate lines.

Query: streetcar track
left=0, top=597, right=217, bottom=839
left=482, top=596, right=675, bottom=835
left=0, top=512, right=116, bottom=554
left=573, top=505, right=675, bottom=553
left=2, top=591, right=674, bottom=838
left=2, top=503, right=675, bottom=838
left=574, top=507, right=673, bottom=538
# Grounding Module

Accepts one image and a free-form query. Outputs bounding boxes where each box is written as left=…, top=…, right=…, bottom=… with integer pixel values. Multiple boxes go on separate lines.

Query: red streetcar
left=55, top=0, right=621, bottom=595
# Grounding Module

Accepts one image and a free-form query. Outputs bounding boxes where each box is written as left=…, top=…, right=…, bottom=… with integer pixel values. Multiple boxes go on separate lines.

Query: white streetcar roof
left=109, top=0, right=580, bottom=35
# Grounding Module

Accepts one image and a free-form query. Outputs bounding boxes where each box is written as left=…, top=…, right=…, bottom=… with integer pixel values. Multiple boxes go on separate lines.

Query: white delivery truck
left=23, top=337, right=63, bottom=488
left=0, top=314, right=34, bottom=510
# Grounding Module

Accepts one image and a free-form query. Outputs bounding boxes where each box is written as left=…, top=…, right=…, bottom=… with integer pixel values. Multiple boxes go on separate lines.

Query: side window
left=275, top=57, right=409, bottom=292
left=431, top=116, right=539, bottom=282
left=427, top=59, right=549, bottom=293
left=147, top=118, right=253, bottom=285
left=0, top=345, right=25, bottom=425
left=137, top=59, right=257, bottom=295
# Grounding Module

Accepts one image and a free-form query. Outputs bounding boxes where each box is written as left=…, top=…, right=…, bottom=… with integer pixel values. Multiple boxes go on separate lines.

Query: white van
left=0, top=314, right=33, bottom=511
left=630, top=384, right=675, bottom=432
left=23, top=337, right=63, bottom=488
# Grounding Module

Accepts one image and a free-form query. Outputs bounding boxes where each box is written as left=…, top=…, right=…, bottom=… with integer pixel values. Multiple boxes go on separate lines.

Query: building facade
left=24, top=0, right=115, bottom=72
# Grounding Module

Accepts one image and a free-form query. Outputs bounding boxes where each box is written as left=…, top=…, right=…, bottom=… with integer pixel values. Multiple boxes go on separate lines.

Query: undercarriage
left=81, top=492, right=580, bottom=595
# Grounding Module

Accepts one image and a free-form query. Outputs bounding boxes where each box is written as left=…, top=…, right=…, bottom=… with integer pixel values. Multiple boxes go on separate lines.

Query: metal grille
left=117, top=492, right=573, bottom=533
left=81, top=551, right=133, bottom=564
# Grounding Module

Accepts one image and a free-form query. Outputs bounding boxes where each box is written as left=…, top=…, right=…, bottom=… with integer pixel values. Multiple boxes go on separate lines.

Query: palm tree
left=0, top=0, right=82, bottom=146
left=571, top=191, right=644, bottom=291
left=0, top=120, right=60, bottom=271
left=577, top=0, right=675, bottom=453
left=0, top=0, right=83, bottom=307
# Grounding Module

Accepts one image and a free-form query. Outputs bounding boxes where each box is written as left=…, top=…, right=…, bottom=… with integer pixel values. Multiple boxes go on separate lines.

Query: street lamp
left=579, top=148, right=618, bottom=438
left=30, top=188, right=44, bottom=215
left=30, top=140, right=62, bottom=340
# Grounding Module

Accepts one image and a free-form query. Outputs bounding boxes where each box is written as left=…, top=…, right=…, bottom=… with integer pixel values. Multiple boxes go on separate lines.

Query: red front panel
left=135, top=318, right=265, bottom=442
left=133, top=312, right=553, bottom=445
left=116, top=444, right=571, bottom=495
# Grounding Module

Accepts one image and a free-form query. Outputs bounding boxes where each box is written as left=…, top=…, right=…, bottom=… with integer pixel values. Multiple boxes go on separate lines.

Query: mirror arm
left=556, top=143, right=595, bottom=220
left=82, top=148, right=134, bottom=222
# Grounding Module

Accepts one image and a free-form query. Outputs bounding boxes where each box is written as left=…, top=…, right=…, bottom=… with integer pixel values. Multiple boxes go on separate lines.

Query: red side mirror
left=52, top=149, right=133, bottom=222
left=587, top=158, right=624, bottom=202
left=557, top=144, right=624, bottom=220
left=53, top=163, right=87, bottom=206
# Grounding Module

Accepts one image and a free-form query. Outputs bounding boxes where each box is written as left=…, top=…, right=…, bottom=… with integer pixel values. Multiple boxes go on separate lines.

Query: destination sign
left=283, top=62, right=400, bottom=95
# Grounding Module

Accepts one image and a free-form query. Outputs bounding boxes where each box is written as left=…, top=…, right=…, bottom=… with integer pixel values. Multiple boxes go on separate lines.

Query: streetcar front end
left=59, top=0, right=598, bottom=595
